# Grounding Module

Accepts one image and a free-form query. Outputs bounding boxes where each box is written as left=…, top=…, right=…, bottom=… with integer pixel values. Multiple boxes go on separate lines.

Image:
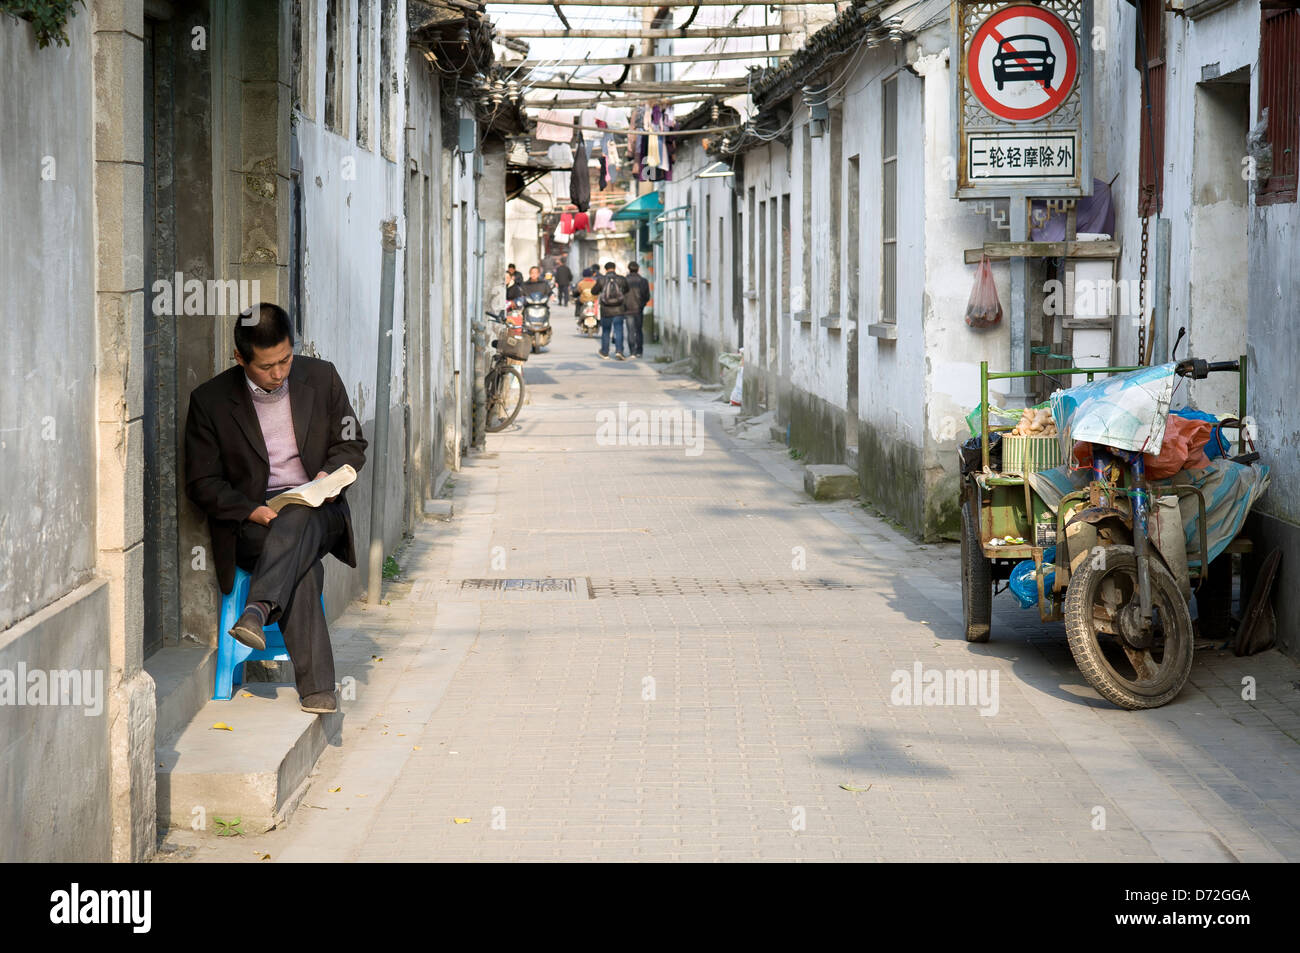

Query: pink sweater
left=250, top=384, right=311, bottom=493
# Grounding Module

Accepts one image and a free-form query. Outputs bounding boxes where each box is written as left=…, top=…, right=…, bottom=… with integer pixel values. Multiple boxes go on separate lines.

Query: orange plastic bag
left=965, top=254, right=1003, bottom=329
left=1143, top=415, right=1216, bottom=479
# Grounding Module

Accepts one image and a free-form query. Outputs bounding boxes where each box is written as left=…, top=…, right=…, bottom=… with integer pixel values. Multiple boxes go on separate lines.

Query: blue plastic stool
left=213, top=566, right=317, bottom=700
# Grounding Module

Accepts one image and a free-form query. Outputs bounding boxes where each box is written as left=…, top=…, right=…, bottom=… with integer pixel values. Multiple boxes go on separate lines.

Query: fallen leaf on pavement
left=211, top=722, right=234, bottom=731
left=453, top=817, right=471, bottom=824
left=840, top=784, right=872, bottom=793
left=329, top=786, right=342, bottom=793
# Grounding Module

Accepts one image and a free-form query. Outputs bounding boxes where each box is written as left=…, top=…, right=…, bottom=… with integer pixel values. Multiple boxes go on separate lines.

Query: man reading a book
left=184, top=303, right=367, bottom=714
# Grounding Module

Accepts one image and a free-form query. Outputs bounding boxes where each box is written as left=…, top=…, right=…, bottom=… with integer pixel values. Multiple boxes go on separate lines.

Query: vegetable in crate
left=1009, top=407, right=1057, bottom=437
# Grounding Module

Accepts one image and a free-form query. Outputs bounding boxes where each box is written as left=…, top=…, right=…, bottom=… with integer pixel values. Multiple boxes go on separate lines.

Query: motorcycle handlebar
left=1175, top=358, right=1239, bottom=380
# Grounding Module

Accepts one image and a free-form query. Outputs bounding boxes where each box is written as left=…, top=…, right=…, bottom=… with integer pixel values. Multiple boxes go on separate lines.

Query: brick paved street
left=166, top=327, right=1300, bottom=863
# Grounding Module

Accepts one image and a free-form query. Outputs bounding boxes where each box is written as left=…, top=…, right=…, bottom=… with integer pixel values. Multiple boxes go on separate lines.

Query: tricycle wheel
left=1064, top=545, right=1194, bottom=710
left=961, top=497, right=992, bottom=642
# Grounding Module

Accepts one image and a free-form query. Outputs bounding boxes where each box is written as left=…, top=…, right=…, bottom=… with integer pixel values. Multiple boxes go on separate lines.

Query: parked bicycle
left=483, top=311, right=529, bottom=433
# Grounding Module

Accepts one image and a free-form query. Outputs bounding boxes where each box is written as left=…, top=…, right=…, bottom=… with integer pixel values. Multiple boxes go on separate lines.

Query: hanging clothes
left=628, top=105, right=646, bottom=179
left=570, top=134, right=591, bottom=212
left=594, top=205, right=614, bottom=231
left=553, top=222, right=570, bottom=244
left=573, top=211, right=590, bottom=233
left=535, top=110, right=572, bottom=142
left=560, top=211, right=575, bottom=234
left=595, top=103, right=628, bottom=129
left=548, top=143, right=573, bottom=203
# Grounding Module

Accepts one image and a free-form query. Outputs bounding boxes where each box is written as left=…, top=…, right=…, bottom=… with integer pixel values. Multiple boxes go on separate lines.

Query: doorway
left=1187, top=68, right=1249, bottom=412
left=142, top=13, right=180, bottom=658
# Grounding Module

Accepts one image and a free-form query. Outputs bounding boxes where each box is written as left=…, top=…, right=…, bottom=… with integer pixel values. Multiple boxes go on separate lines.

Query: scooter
left=576, top=298, right=599, bottom=337
left=522, top=291, right=552, bottom=351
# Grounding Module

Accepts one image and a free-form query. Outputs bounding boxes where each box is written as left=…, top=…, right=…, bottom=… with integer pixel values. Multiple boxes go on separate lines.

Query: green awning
left=612, top=191, right=663, bottom=221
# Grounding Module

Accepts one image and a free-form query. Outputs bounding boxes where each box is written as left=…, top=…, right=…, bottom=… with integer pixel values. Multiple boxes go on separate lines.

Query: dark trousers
left=600, top=314, right=625, bottom=356
left=625, top=310, right=644, bottom=356
left=557, top=285, right=570, bottom=306
left=236, top=501, right=348, bottom=697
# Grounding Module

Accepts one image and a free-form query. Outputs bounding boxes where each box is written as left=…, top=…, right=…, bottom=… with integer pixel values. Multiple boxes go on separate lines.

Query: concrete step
left=156, top=684, right=341, bottom=834
left=803, top=463, right=860, bottom=501
left=146, top=642, right=216, bottom=750
left=423, top=498, right=454, bottom=520
left=769, top=424, right=787, bottom=444
left=844, top=444, right=859, bottom=471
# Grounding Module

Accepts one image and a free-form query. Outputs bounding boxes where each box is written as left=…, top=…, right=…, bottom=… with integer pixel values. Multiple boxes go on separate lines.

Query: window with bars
left=1136, top=0, right=1166, bottom=217
left=881, top=75, right=897, bottom=324
left=1258, top=6, right=1300, bottom=204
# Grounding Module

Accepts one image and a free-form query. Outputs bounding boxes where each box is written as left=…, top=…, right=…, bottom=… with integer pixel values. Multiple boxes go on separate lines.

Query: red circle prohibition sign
left=968, top=4, right=1078, bottom=122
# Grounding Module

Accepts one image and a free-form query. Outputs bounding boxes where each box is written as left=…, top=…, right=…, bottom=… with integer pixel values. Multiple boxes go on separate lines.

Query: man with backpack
left=593, top=261, right=630, bottom=361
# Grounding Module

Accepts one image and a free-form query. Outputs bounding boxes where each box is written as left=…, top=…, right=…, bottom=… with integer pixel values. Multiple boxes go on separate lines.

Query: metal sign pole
left=1008, top=192, right=1030, bottom=402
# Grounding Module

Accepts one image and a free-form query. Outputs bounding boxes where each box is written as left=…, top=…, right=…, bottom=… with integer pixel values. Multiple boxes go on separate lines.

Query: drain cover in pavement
left=590, top=577, right=857, bottom=597
left=412, top=577, right=593, bottom=602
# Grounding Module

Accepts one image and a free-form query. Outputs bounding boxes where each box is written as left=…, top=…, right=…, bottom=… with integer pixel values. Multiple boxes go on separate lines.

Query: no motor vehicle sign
left=968, top=4, right=1079, bottom=122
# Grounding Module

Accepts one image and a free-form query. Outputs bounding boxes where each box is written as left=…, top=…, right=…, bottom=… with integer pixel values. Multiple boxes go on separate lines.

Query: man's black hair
left=604, top=261, right=616, bottom=271
left=234, top=303, right=294, bottom=362
left=627, top=262, right=639, bottom=273
left=508, top=263, right=516, bottom=270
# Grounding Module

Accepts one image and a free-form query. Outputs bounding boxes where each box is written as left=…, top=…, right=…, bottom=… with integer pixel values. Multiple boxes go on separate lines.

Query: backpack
left=599, top=273, right=628, bottom=309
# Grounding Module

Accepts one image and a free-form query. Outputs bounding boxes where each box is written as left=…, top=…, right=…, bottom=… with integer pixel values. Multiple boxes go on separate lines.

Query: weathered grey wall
left=1247, top=196, right=1300, bottom=656
left=0, top=581, right=111, bottom=862
left=0, top=12, right=98, bottom=632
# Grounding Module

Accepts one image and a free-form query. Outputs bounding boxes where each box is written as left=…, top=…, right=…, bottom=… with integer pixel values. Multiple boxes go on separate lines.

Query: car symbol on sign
left=992, top=35, right=1055, bottom=91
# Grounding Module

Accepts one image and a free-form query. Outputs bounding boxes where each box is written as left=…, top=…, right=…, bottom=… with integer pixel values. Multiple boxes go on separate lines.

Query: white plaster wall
left=913, top=50, right=1014, bottom=449
left=1162, top=3, right=1258, bottom=413
left=786, top=107, right=849, bottom=411
left=296, top=121, right=406, bottom=424
left=731, top=139, right=792, bottom=383
left=846, top=52, right=929, bottom=449
left=294, top=0, right=409, bottom=605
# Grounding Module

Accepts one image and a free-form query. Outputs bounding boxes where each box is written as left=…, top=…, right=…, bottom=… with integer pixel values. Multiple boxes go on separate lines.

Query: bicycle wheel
left=485, top=362, right=525, bottom=432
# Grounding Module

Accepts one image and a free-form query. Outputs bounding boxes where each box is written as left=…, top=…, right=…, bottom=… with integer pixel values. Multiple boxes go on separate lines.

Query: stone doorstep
left=155, top=685, right=341, bottom=834
left=146, top=641, right=217, bottom=750
left=423, top=498, right=454, bottom=520
left=803, top=463, right=860, bottom=502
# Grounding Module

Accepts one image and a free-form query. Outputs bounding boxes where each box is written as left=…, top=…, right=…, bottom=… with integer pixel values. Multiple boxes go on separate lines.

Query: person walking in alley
left=184, top=303, right=367, bottom=715
left=554, top=258, right=572, bottom=307
left=594, top=261, right=631, bottom=360
left=623, top=261, right=650, bottom=359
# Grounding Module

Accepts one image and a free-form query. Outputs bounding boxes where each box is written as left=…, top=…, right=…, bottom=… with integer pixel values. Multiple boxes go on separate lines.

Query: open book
left=267, top=465, right=357, bottom=513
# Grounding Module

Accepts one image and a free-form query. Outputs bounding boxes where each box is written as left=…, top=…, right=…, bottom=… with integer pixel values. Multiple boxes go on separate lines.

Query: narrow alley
left=5, top=0, right=1300, bottom=895
left=160, top=329, right=1300, bottom=863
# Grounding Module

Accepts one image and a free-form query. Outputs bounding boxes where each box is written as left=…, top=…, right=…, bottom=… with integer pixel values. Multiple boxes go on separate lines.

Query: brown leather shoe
left=229, top=608, right=267, bottom=651
left=300, top=691, right=337, bottom=714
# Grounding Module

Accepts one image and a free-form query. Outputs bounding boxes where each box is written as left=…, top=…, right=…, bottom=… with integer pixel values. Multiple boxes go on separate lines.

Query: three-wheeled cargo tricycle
left=960, top=356, right=1268, bottom=710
